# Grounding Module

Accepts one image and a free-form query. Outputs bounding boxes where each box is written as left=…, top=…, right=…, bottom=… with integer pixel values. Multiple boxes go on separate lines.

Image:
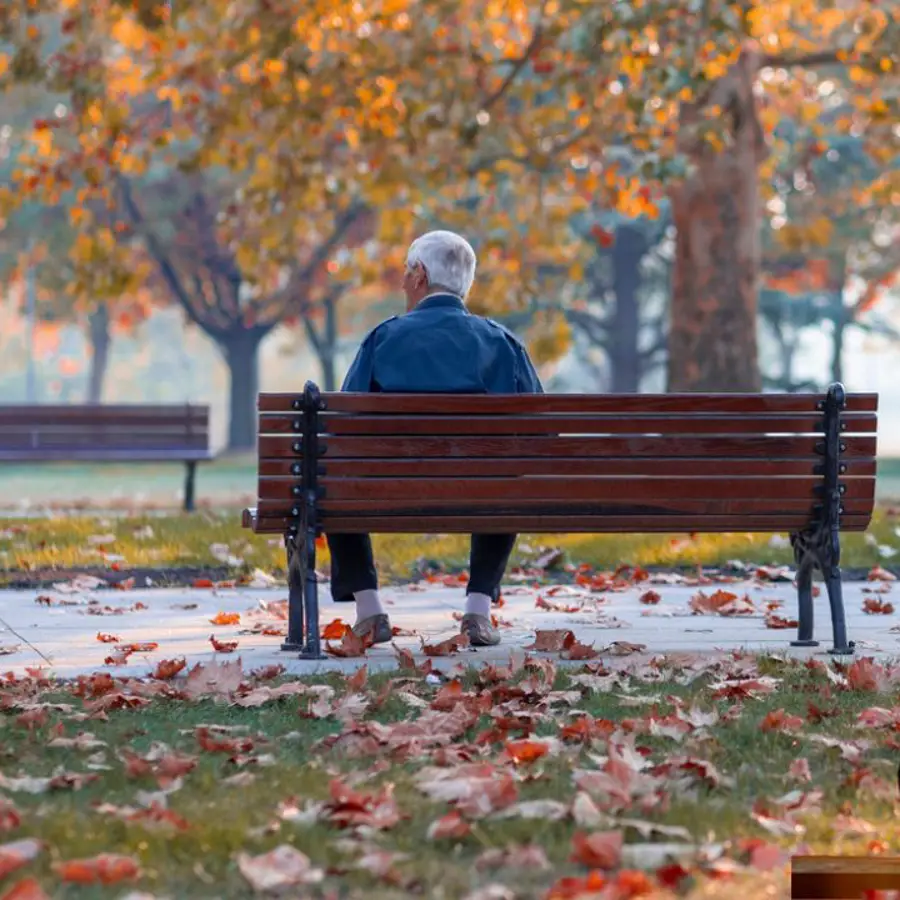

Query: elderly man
left=327, top=229, right=543, bottom=647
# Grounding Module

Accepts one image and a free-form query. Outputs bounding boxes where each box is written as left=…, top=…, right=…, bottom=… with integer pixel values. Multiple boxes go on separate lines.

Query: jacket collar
left=414, top=292, right=466, bottom=312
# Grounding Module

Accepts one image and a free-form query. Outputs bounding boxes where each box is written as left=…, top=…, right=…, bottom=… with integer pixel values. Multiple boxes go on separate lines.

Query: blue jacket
left=341, top=293, right=544, bottom=394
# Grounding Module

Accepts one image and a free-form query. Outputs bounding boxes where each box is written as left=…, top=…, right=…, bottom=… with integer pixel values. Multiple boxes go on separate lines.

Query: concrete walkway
left=0, top=572, right=897, bottom=678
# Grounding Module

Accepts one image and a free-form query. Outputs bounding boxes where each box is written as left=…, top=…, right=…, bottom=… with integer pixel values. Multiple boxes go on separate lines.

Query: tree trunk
left=667, top=44, right=765, bottom=393
left=320, top=292, right=338, bottom=391
left=86, top=305, right=111, bottom=404
left=831, top=309, right=846, bottom=385
left=609, top=225, right=646, bottom=393
left=221, top=329, right=264, bottom=452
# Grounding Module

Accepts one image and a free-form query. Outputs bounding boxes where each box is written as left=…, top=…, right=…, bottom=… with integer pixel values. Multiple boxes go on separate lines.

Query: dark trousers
left=326, top=533, right=517, bottom=601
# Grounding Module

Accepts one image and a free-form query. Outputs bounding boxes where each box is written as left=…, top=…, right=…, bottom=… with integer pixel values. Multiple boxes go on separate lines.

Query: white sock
left=464, top=592, right=492, bottom=618
left=353, top=589, right=384, bottom=620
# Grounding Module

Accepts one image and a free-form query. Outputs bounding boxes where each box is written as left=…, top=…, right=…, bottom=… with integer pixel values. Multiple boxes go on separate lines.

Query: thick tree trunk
left=609, top=225, right=646, bottom=393
left=86, top=305, right=111, bottom=404
left=221, top=329, right=264, bottom=452
left=667, top=44, right=765, bottom=392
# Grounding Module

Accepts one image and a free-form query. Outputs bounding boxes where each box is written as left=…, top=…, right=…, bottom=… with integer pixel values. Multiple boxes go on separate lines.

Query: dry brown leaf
left=421, top=634, right=470, bottom=657
left=327, top=630, right=372, bottom=658
left=54, top=854, right=141, bottom=885
left=209, top=612, right=240, bottom=626
left=765, top=613, right=798, bottom=629
left=562, top=640, right=599, bottom=660
left=427, top=810, right=471, bottom=840
left=0, top=878, right=50, bottom=900
left=639, top=590, right=661, bottom=605
left=569, top=831, right=623, bottom=869
left=322, top=619, right=351, bottom=640
left=524, top=630, right=575, bottom=652
left=209, top=635, right=239, bottom=653
left=863, top=597, right=895, bottom=614
left=0, top=840, right=43, bottom=880
left=868, top=566, right=897, bottom=582
left=152, top=659, right=186, bottom=680
left=236, top=845, right=324, bottom=892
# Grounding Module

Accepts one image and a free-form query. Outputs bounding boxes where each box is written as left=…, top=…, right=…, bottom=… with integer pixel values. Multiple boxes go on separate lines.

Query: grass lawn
left=1, top=508, right=898, bottom=586
left=1, top=654, right=898, bottom=898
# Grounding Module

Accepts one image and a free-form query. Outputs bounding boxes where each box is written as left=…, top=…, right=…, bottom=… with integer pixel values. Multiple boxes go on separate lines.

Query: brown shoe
left=460, top=613, right=500, bottom=647
left=352, top=614, right=392, bottom=645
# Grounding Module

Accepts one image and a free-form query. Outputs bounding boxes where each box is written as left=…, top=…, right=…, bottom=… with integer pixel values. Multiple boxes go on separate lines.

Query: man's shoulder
left=481, top=316, right=527, bottom=347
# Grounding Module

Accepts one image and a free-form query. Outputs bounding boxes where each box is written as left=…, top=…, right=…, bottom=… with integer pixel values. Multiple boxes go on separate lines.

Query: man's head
left=402, top=230, right=477, bottom=311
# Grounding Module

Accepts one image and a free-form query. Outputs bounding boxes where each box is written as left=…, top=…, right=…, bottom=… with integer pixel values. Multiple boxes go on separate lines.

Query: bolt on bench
left=0, top=404, right=213, bottom=511
left=242, top=381, right=877, bottom=659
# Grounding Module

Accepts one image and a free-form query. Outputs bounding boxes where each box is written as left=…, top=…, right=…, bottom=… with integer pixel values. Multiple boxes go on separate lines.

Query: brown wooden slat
left=259, top=457, right=876, bottom=479
left=258, top=435, right=877, bottom=459
left=259, top=497, right=873, bottom=516
left=259, top=476, right=874, bottom=504
left=246, top=513, right=873, bottom=534
left=262, top=413, right=877, bottom=437
left=0, top=449, right=213, bottom=462
left=0, top=424, right=209, bottom=435
left=0, top=435, right=209, bottom=450
left=258, top=392, right=879, bottom=414
left=0, top=407, right=208, bottom=425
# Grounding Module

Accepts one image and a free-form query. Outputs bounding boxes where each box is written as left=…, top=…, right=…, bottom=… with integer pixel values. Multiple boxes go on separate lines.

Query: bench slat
left=259, top=457, right=877, bottom=478
left=258, top=435, right=877, bottom=460
left=259, top=497, right=873, bottom=516
left=258, top=476, right=874, bottom=503
left=260, top=413, right=876, bottom=436
left=0, top=435, right=210, bottom=450
left=0, top=407, right=207, bottom=425
left=246, top=512, right=874, bottom=534
left=258, top=393, right=879, bottom=414
left=0, top=449, right=214, bottom=462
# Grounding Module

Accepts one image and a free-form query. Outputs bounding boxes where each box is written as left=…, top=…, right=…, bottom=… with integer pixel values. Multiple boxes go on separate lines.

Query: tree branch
left=760, top=50, right=843, bottom=69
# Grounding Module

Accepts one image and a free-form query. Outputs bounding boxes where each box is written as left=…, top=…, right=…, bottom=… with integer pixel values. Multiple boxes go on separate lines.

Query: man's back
left=341, top=292, right=543, bottom=395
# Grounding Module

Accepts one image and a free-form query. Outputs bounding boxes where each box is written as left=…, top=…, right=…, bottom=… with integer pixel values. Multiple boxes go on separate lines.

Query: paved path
left=0, top=572, right=897, bottom=678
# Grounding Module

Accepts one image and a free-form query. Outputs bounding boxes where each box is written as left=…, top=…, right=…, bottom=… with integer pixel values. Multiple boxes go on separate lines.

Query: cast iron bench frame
left=242, top=381, right=878, bottom=659
left=0, top=404, right=213, bottom=511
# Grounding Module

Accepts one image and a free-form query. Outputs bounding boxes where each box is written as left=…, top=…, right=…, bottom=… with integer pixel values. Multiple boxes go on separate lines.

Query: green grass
left=2, top=657, right=899, bottom=897
left=1, top=508, right=898, bottom=582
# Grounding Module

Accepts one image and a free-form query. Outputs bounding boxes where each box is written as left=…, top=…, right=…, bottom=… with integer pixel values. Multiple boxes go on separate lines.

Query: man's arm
left=341, top=332, right=376, bottom=392
left=514, top=343, right=544, bottom=394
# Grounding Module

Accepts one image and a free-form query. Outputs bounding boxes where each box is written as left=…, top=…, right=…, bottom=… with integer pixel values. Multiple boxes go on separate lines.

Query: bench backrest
left=252, top=388, right=877, bottom=535
left=0, top=405, right=211, bottom=461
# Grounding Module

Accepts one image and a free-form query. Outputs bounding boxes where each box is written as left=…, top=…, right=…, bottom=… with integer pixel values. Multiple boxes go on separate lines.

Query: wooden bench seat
left=243, top=382, right=877, bottom=659
left=0, top=404, right=213, bottom=511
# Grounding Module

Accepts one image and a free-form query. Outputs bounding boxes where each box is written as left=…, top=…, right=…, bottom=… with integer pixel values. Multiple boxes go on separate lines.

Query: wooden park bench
left=242, top=381, right=877, bottom=659
left=0, top=404, right=213, bottom=511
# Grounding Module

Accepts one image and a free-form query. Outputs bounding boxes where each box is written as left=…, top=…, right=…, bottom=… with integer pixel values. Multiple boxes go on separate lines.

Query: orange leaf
left=54, top=854, right=140, bottom=885
left=193, top=578, right=215, bottom=588
left=638, top=590, right=661, bottom=605
left=504, top=739, right=549, bottom=764
left=570, top=831, right=623, bottom=869
left=760, top=709, right=804, bottom=732
left=96, top=633, right=121, bottom=643
left=209, top=635, right=238, bottom=653
left=0, top=878, right=50, bottom=900
left=868, top=566, right=896, bottom=582
left=152, top=658, right=186, bottom=679
left=562, top=640, right=599, bottom=660
left=427, top=810, right=471, bottom=840
left=765, top=613, right=798, bottom=629
left=119, top=642, right=158, bottom=653
left=590, top=225, right=615, bottom=247
left=210, top=612, right=240, bottom=626
left=863, top=598, right=895, bottom=615
left=420, top=634, right=470, bottom=656
left=322, top=619, right=351, bottom=640
left=546, top=871, right=607, bottom=899
left=327, top=630, right=371, bottom=658
left=0, top=840, right=43, bottom=881
left=113, top=577, right=135, bottom=591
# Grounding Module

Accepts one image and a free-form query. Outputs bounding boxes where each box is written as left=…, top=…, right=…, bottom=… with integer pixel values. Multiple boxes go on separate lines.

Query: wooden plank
left=0, top=406, right=208, bottom=425
left=0, top=424, right=210, bottom=435
left=258, top=476, right=874, bottom=504
left=260, top=413, right=877, bottom=437
left=258, top=392, right=879, bottom=414
left=0, top=435, right=210, bottom=450
left=0, top=449, right=214, bottom=462
left=258, top=497, right=873, bottom=516
left=258, top=435, right=877, bottom=460
left=792, top=855, right=900, bottom=898
left=247, top=513, right=873, bottom=534
left=259, top=457, right=877, bottom=478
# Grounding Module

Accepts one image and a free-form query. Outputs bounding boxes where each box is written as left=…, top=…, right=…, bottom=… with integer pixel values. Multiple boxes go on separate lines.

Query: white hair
left=406, top=230, right=477, bottom=299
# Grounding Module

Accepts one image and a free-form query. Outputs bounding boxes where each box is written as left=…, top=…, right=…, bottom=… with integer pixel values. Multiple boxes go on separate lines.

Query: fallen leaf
left=868, top=566, right=897, bottom=582
left=0, top=840, right=43, bottom=880
left=209, top=612, right=240, bottom=626
left=503, top=740, right=550, bottom=765
left=193, top=578, right=215, bottom=588
left=209, top=635, right=239, bottom=653
left=765, top=613, right=799, bottom=629
left=562, top=640, right=599, bottom=660
left=0, top=878, right=50, bottom=900
left=639, top=590, right=661, bottom=605
left=322, top=619, right=351, bottom=640
left=236, top=845, right=324, bottom=892
left=96, top=633, right=121, bottom=643
left=427, top=810, right=471, bottom=840
left=0, top=800, right=21, bottom=833
left=327, top=630, right=372, bottom=658
left=760, top=710, right=805, bottom=732
left=524, top=630, right=575, bottom=652
left=421, top=634, right=470, bottom=656
left=570, top=831, right=623, bottom=870
left=546, top=871, right=607, bottom=899
left=55, top=854, right=141, bottom=885
left=152, top=659, right=186, bottom=680
left=603, top=641, right=646, bottom=656
left=863, top=598, right=895, bottom=615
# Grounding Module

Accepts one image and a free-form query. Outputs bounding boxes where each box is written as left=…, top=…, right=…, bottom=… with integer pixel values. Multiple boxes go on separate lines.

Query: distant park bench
left=0, top=404, right=212, bottom=511
left=242, top=382, right=877, bottom=659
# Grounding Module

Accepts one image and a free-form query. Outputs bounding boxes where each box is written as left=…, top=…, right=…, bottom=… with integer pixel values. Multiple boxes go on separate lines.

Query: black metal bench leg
left=791, top=558, right=818, bottom=647
left=300, top=523, right=324, bottom=660
left=183, top=461, right=197, bottom=512
left=281, top=534, right=305, bottom=652
left=824, top=563, right=852, bottom=655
